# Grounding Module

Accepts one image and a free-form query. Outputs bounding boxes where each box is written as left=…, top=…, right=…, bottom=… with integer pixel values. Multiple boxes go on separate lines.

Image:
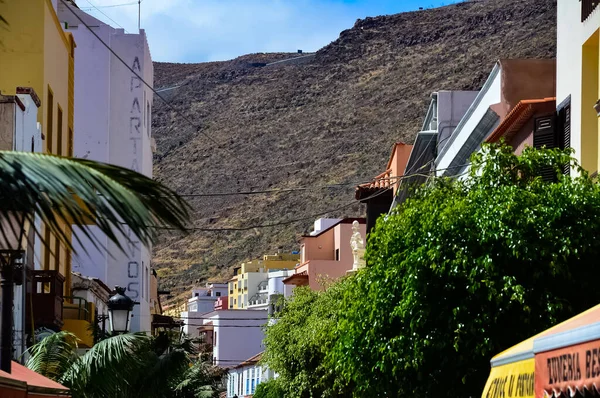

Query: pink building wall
left=295, top=219, right=366, bottom=290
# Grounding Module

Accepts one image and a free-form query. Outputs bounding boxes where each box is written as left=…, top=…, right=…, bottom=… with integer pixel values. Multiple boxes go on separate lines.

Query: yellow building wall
left=582, top=30, right=600, bottom=173
left=228, top=254, right=299, bottom=309
left=0, top=0, right=75, bottom=295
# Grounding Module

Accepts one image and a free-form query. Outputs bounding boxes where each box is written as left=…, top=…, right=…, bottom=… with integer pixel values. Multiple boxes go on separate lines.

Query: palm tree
left=0, top=151, right=189, bottom=251
left=26, top=331, right=225, bottom=398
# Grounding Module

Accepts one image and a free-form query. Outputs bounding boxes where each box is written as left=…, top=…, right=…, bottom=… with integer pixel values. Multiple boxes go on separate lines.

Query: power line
left=79, top=0, right=139, bottom=9
left=60, top=0, right=237, bottom=158
left=174, top=177, right=403, bottom=198
left=81, top=0, right=128, bottom=32
left=148, top=161, right=470, bottom=232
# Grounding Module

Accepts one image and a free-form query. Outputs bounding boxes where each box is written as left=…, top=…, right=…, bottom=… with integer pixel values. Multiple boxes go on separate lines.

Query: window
left=213, top=331, right=217, bottom=346
left=195, top=293, right=199, bottom=297
left=533, top=115, right=558, bottom=182
left=46, top=88, right=53, bottom=153
left=582, top=0, right=599, bottom=22
left=216, top=292, right=221, bottom=297
left=335, top=248, right=340, bottom=261
left=558, top=97, right=571, bottom=175
left=56, top=105, right=63, bottom=156
left=246, top=377, right=249, bottom=395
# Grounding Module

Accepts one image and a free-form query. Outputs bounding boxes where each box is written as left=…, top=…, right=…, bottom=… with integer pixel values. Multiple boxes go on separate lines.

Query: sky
left=75, top=0, right=461, bottom=63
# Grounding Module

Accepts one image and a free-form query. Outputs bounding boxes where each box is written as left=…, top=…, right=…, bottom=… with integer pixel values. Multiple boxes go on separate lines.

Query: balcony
left=257, top=280, right=268, bottom=293
left=582, top=0, right=599, bottom=22
left=27, top=270, right=64, bottom=331
left=63, top=296, right=95, bottom=348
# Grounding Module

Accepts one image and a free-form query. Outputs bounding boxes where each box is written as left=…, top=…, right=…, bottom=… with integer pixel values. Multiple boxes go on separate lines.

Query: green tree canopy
left=330, top=144, right=600, bottom=396
left=263, top=144, right=600, bottom=397
left=262, top=282, right=352, bottom=398
left=253, top=379, right=286, bottom=398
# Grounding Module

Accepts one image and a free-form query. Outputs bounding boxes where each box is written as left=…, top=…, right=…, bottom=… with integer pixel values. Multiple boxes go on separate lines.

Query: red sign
left=535, top=339, right=600, bottom=397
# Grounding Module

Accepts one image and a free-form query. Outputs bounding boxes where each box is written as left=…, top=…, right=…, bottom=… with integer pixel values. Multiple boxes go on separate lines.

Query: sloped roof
left=0, top=362, right=70, bottom=395
left=234, top=352, right=263, bottom=369
left=486, top=97, right=556, bottom=143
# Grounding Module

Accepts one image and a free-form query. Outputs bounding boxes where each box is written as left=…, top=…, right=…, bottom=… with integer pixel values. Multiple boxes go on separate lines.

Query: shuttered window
left=533, top=115, right=558, bottom=182
left=557, top=97, right=572, bottom=175
left=582, top=0, right=600, bottom=22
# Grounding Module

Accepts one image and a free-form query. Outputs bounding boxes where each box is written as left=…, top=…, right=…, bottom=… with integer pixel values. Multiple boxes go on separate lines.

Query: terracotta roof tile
left=234, top=352, right=263, bottom=369
left=486, top=97, right=556, bottom=143
left=0, top=362, right=69, bottom=394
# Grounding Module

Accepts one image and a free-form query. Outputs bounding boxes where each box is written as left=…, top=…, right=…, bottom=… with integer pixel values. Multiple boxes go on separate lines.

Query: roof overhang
left=282, top=272, right=309, bottom=286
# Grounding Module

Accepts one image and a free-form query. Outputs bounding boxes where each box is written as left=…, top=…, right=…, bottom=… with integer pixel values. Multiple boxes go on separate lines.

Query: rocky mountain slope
left=152, top=0, right=557, bottom=302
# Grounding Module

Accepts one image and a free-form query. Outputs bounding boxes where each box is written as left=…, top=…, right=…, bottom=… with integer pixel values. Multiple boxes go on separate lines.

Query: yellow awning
left=482, top=357, right=534, bottom=398
left=482, top=304, right=600, bottom=398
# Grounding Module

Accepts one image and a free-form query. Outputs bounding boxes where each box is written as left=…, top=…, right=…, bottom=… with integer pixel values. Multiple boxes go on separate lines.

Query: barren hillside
left=152, top=0, right=556, bottom=302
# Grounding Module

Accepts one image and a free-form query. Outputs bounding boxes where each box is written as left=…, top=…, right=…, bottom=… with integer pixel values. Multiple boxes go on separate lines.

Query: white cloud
left=75, top=0, right=450, bottom=62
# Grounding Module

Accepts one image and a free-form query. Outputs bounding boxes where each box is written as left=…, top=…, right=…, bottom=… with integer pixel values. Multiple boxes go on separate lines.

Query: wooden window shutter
left=557, top=97, right=572, bottom=175
left=533, top=115, right=558, bottom=182
left=533, top=116, right=557, bottom=148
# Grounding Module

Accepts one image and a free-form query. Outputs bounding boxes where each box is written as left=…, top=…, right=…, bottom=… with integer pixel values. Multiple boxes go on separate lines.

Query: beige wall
left=301, top=229, right=335, bottom=263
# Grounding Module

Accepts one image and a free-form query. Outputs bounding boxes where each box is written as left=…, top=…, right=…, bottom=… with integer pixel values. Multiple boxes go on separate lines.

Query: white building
left=555, top=0, right=596, bottom=175
left=181, top=283, right=228, bottom=338
left=435, top=60, right=556, bottom=178
left=247, top=269, right=294, bottom=315
left=227, top=352, right=274, bottom=398
left=0, top=87, right=42, bottom=359
left=57, top=3, right=155, bottom=332
left=392, top=90, right=477, bottom=207
left=199, top=310, right=267, bottom=368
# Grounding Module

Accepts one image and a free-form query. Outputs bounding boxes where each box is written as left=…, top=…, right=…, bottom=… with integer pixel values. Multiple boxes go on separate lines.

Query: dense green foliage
left=26, top=331, right=225, bottom=398
left=253, top=379, right=286, bottom=398
left=263, top=145, right=600, bottom=397
left=262, top=282, right=352, bottom=397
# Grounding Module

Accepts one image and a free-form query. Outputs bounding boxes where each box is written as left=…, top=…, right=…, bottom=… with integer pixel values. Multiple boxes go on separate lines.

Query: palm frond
left=62, top=332, right=151, bottom=397
left=0, top=151, right=189, bottom=254
left=25, top=331, right=79, bottom=382
left=174, top=360, right=227, bottom=398
left=133, top=348, right=190, bottom=398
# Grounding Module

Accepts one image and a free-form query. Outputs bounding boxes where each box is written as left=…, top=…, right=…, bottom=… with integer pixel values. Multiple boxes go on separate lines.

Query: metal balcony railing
left=582, top=0, right=600, bottom=22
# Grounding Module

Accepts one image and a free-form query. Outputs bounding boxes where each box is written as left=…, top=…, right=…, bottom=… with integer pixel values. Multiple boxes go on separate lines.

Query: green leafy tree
left=262, top=282, right=352, bottom=398
left=253, top=379, right=286, bottom=398
left=330, top=144, right=600, bottom=396
left=26, top=330, right=225, bottom=398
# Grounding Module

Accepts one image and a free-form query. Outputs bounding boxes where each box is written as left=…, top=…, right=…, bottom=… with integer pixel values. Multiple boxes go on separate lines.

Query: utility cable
left=79, top=0, right=139, bottom=9
left=60, top=0, right=239, bottom=158
left=81, top=0, right=128, bottom=32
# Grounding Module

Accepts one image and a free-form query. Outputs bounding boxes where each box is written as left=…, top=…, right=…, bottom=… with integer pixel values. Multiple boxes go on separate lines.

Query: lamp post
left=107, top=286, right=134, bottom=334
left=0, top=211, right=28, bottom=373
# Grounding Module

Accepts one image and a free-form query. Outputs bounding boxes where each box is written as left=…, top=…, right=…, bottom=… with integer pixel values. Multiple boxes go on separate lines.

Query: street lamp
left=0, top=211, right=28, bottom=373
left=107, top=286, right=134, bottom=334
